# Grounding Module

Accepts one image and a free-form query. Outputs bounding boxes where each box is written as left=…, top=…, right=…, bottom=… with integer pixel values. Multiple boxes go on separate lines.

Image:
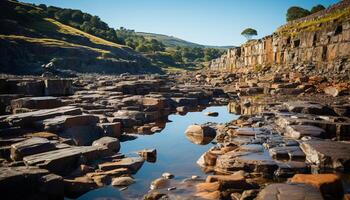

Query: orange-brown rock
left=195, top=191, right=221, bottom=200
left=290, top=174, right=344, bottom=199
left=196, top=182, right=220, bottom=192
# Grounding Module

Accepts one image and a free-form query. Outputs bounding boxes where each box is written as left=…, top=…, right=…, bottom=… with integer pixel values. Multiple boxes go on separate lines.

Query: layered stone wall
left=209, top=1, right=350, bottom=74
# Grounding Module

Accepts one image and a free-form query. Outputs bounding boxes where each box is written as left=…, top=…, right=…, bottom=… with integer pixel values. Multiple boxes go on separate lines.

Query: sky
left=22, top=0, right=338, bottom=46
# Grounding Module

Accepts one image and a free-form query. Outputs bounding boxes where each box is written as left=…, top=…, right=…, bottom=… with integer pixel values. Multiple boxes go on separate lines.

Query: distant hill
left=137, top=32, right=233, bottom=49
left=0, top=0, right=160, bottom=75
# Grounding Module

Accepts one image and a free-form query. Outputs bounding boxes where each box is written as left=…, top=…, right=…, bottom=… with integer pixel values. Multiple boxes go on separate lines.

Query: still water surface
left=78, top=105, right=238, bottom=199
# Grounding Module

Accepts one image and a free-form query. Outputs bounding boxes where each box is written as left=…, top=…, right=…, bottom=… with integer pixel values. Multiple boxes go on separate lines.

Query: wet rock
left=144, top=191, right=168, bottom=200
left=150, top=177, right=170, bottom=190
left=196, top=181, right=220, bottom=192
left=162, top=172, right=174, bottom=179
left=205, top=112, right=219, bottom=117
left=176, top=106, right=189, bottom=114
left=10, top=137, right=56, bottom=161
left=215, top=150, right=278, bottom=176
left=185, top=124, right=216, bottom=145
left=92, top=137, right=120, bottom=154
left=111, top=176, right=134, bottom=187
left=98, top=157, right=144, bottom=174
left=256, top=183, right=323, bottom=200
left=291, top=174, right=343, bottom=199
left=137, top=148, right=157, bottom=162
left=24, top=146, right=110, bottom=175
left=285, top=125, right=326, bottom=139
left=64, top=176, right=97, bottom=198
left=195, top=190, right=221, bottom=200
left=300, top=140, right=350, bottom=170
left=86, top=168, right=130, bottom=185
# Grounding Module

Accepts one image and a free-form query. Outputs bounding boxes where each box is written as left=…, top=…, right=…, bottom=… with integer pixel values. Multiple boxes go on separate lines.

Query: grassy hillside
left=0, top=0, right=159, bottom=75
left=137, top=32, right=233, bottom=49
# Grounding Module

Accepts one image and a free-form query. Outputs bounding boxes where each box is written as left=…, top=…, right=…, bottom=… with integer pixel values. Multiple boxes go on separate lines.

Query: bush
left=286, top=6, right=311, bottom=21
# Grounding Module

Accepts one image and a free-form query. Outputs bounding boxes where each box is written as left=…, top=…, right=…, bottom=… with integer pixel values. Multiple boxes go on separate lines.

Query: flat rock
left=256, top=183, right=323, bottom=200
left=2, top=106, right=82, bottom=127
left=11, top=96, right=63, bottom=111
left=23, top=146, right=109, bottom=175
left=291, top=174, right=343, bottom=199
left=98, top=157, right=144, bottom=174
left=283, top=101, right=335, bottom=115
left=269, top=146, right=305, bottom=160
left=300, top=140, right=350, bottom=170
left=11, top=137, right=56, bottom=161
left=285, top=125, right=325, bottom=139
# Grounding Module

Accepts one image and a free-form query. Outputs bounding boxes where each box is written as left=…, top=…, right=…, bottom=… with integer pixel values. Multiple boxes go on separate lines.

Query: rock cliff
left=209, top=0, right=350, bottom=78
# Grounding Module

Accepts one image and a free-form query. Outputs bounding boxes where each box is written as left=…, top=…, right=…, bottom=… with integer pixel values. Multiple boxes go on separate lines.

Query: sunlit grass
left=0, top=34, right=110, bottom=54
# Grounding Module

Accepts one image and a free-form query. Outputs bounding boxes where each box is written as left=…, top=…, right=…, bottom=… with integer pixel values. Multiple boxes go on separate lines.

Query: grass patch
left=277, top=7, right=350, bottom=36
left=0, top=34, right=110, bottom=54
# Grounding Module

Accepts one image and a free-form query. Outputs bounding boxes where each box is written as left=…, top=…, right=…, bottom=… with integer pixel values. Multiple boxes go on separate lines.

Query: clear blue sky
left=22, top=0, right=338, bottom=46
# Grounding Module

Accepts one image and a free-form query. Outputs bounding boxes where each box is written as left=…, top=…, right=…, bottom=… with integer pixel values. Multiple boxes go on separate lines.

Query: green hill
left=0, top=0, right=160, bottom=75
left=137, top=32, right=233, bottom=49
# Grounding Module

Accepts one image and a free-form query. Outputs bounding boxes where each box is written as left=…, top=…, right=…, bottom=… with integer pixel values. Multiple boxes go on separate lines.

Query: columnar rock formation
left=209, top=0, right=350, bottom=75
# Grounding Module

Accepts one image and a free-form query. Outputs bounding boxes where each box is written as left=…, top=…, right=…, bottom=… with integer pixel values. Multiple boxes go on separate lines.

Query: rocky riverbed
left=0, top=71, right=349, bottom=200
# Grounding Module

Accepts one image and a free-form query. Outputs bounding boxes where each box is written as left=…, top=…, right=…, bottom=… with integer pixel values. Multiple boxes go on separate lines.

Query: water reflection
left=228, top=97, right=267, bottom=115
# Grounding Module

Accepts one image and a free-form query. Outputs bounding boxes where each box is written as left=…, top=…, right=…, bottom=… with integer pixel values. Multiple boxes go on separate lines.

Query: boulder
left=150, top=177, right=170, bottom=190
left=291, top=174, right=343, bottom=199
left=256, top=183, right=323, bottom=200
left=92, top=137, right=120, bottom=154
left=205, top=112, right=219, bottom=117
left=300, top=140, right=350, bottom=170
left=185, top=125, right=216, bottom=145
left=98, top=122, right=121, bottom=138
left=111, top=176, right=134, bottom=187
left=176, top=106, right=189, bottom=114
left=10, top=137, right=56, bottom=161
left=137, top=148, right=157, bottom=162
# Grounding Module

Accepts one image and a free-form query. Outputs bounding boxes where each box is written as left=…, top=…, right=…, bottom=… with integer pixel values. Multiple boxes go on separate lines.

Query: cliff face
left=209, top=1, right=350, bottom=76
